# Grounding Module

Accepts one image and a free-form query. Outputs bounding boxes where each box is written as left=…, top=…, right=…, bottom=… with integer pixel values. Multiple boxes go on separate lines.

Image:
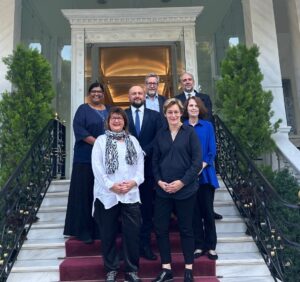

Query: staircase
left=7, top=178, right=274, bottom=282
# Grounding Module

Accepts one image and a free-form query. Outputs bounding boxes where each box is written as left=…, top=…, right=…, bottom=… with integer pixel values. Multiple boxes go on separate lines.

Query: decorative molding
left=62, top=7, right=203, bottom=26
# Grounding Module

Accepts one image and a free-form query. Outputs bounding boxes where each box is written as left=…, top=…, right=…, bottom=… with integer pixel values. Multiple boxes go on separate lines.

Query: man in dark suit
left=176, top=72, right=213, bottom=121
left=176, top=72, right=223, bottom=220
left=125, top=85, right=163, bottom=260
left=144, top=73, right=166, bottom=114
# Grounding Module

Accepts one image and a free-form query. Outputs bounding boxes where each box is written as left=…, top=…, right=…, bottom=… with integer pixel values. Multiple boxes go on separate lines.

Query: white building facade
left=1, top=0, right=300, bottom=175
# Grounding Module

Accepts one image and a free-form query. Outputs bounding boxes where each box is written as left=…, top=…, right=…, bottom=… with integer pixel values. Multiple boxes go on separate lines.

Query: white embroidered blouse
left=91, top=134, right=144, bottom=210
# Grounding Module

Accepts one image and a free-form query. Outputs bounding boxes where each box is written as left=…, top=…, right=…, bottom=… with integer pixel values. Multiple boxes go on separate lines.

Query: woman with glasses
left=64, top=82, right=108, bottom=243
left=152, top=98, right=202, bottom=282
left=92, top=107, right=144, bottom=282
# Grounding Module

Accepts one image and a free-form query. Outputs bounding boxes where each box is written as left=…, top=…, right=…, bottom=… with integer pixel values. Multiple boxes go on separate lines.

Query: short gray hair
left=145, top=73, right=160, bottom=84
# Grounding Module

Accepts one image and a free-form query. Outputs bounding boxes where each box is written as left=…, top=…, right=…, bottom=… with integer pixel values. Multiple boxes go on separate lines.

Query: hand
left=110, top=183, right=126, bottom=194
left=120, top=180, right=137, bottom=194
left=158, top=180, right=169, bottom=191
left=165, top=180, right=184, bottom=194
left=202, top=162, right=208, bottom=169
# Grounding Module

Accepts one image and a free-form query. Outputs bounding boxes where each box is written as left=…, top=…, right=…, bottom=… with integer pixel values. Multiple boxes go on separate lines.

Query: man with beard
left=176, top=72, right=223, bottom=220
left=144, top=73, right=166, bottom=114
left=125, top=85, right=163, bottom=260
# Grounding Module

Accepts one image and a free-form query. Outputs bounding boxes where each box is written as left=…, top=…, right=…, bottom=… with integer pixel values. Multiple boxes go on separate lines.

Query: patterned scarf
left=105, top=130, right=137, bottom=174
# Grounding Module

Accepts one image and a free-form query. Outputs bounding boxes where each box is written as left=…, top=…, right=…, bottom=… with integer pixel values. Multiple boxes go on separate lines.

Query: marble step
left=41, top=189, right=233, bottom=209
left=37, top=201, right=240, bottom=223
left=8, top=252, right=270, bottom=281
left=219, top=277, right=275, bottom=282
left=48, top=180, right=70, bottom=193
left=17, top=232, right=258, bottom=261
left=27, top=216, right=246, bottom=241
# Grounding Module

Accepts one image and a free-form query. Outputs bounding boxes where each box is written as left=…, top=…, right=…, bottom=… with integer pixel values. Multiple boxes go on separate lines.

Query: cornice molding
left=62, top=7, right=203, bottom=26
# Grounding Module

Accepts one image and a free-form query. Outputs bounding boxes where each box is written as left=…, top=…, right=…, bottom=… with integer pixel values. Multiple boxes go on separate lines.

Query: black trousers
left=94, top=199, right=141, bottom=272
left=193, top=184, right=217, bottom=250
left=139, top=176, right=155, bottom=248
left=154, top=194, right=196, bottom=265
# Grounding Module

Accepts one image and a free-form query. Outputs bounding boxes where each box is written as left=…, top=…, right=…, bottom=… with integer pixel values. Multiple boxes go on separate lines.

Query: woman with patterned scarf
left=92, top=107, right=144, bottom=282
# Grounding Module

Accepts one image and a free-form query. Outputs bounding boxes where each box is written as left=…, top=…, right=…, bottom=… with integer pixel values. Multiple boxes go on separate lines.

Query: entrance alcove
left=62, top=6, right=203, bottom=167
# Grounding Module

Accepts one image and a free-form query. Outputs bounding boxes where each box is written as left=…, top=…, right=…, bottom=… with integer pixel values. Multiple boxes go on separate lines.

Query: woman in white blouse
left=92, top=107, right=144, bottom=282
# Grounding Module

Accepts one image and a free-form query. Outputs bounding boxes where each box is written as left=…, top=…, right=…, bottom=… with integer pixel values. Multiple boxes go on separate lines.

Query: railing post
left=60, top=120, right=66, bottom=179
left=52, top=118, right=58, bottom=179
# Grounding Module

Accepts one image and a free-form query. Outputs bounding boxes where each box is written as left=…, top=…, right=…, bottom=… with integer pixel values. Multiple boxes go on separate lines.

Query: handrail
left=0, top=118, right=65, bottom=282
left=214, top=115, right=300, bottom=282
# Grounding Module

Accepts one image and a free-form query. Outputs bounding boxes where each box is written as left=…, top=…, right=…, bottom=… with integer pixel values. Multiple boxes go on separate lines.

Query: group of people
left=63, top=72, right=220, bottom=282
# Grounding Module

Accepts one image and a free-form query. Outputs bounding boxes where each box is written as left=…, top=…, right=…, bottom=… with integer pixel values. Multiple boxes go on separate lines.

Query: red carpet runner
left=59, top=233, right=219, bottom=281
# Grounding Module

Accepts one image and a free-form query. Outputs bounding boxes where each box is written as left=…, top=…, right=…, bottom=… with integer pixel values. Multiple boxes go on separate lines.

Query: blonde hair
left=163, top=98, right=184, bottom=114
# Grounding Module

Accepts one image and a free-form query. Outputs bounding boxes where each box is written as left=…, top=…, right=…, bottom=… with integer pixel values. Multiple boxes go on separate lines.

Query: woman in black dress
left=64, top=82, right=108, bottom=243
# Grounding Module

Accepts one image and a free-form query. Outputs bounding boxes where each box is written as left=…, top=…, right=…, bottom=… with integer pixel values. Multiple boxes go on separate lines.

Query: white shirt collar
left=131, top=104, right=145, bottom=114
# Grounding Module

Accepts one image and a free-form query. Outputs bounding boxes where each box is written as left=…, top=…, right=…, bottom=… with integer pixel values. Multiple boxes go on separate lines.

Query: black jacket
left=152, top=124, right=202, bottom=199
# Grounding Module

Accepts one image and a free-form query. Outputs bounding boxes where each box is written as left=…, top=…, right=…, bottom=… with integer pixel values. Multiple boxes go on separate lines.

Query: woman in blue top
left=64, top=82, right=109, bottom=243
left=183, top=96, right=219, bottom=260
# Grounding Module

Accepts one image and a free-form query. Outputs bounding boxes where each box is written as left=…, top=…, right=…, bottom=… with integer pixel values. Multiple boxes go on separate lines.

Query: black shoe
left=184, top=269, right=193, bottom=282
left=105, top=270, right=117, bottom=282
left=140, top=246, right=157, bottom=260
left=83, top=239, right=94, bottom=244
left=125, top=272, right=141, bottom=282
left=207, top=250, right=218, bottom=260
left=152, top=269, right=173, bottom=282
left=194, top=249, right=205, bottom=259
left=214, top=212, right=223, bottom=220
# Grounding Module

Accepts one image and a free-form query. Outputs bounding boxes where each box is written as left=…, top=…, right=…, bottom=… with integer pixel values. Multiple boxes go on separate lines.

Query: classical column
left=67, top=27, right=85, bottom=172
left=287, top=0, right=300, bottom=134
left=242, top=0, right=300, bottom=171
left=183, top=26, right=199, bottom=87
left=0, top=0, right=22, bottom=94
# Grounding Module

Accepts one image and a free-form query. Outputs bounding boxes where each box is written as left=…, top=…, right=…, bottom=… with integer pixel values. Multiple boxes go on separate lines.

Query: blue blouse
left=73, top=104, right=106, bottom=163
left=184, top=119, right=219, bottom=189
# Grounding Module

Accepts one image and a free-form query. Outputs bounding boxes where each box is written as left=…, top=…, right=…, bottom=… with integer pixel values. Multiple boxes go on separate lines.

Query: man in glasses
left=145, top=73, right=166, bottom=114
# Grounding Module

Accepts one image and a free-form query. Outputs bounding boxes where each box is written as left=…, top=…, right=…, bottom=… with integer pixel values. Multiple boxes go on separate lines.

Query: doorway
left=85, top=44, right=184, bottom=107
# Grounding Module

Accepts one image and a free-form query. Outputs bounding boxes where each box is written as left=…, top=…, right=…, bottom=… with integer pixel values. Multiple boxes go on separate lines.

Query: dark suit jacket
left=158, top=94, right=167, bottom=113
left=125, top=107, right=163, bottom=177
left=176, top=90, right=213, bottom=122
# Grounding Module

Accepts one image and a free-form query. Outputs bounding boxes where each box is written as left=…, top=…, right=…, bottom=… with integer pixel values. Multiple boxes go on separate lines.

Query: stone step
left=27, top=216, right=246, bottom=241
left=18, top=232, right=258, bottom=261
left=48, top=180, right=70, bottom=193
left=41, top=188, right=233, bottom=208
left=8, top=253, right=270, bottom=280
left=219, top=277, right=275, bottom=282
left=36, top=200, right=240, bottom=223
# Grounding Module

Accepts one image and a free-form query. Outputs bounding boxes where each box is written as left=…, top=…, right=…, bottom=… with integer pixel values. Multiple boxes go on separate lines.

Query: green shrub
left=0, top=45, right=54, bottom=187
left=216, top=44, right=281, bottom=158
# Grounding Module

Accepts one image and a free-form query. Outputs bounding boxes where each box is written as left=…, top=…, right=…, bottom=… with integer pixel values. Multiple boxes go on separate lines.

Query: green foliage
left=0, top=45, right=54, bottom=187
left=216, top=44, right=281, bottom=158
left=260, top=167, right=300, bottom=281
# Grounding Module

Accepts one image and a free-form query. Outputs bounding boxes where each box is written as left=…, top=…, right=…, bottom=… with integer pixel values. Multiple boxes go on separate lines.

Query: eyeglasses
left=146, top=82, right=158, bottom=85
left=90, top=90, right=103, bottom=94
left=110, top=117, right=124, bottom=121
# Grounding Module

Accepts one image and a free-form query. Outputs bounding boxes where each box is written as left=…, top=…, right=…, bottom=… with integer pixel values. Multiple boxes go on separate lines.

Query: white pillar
left=0, top=0, right=22, bottom=94
left=242, top=0, right=300, bottom=172
left=68, top=27, right=85, bottom=173
left=286, top=0, right=300, bottom=134
left=183, top=26, right=199, bottom=87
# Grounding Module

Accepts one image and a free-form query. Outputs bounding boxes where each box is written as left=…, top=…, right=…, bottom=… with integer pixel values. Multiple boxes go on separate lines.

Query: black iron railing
left=214, top=115, right=300, bottom=282
left=0, top=118, right=65, bottom=282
